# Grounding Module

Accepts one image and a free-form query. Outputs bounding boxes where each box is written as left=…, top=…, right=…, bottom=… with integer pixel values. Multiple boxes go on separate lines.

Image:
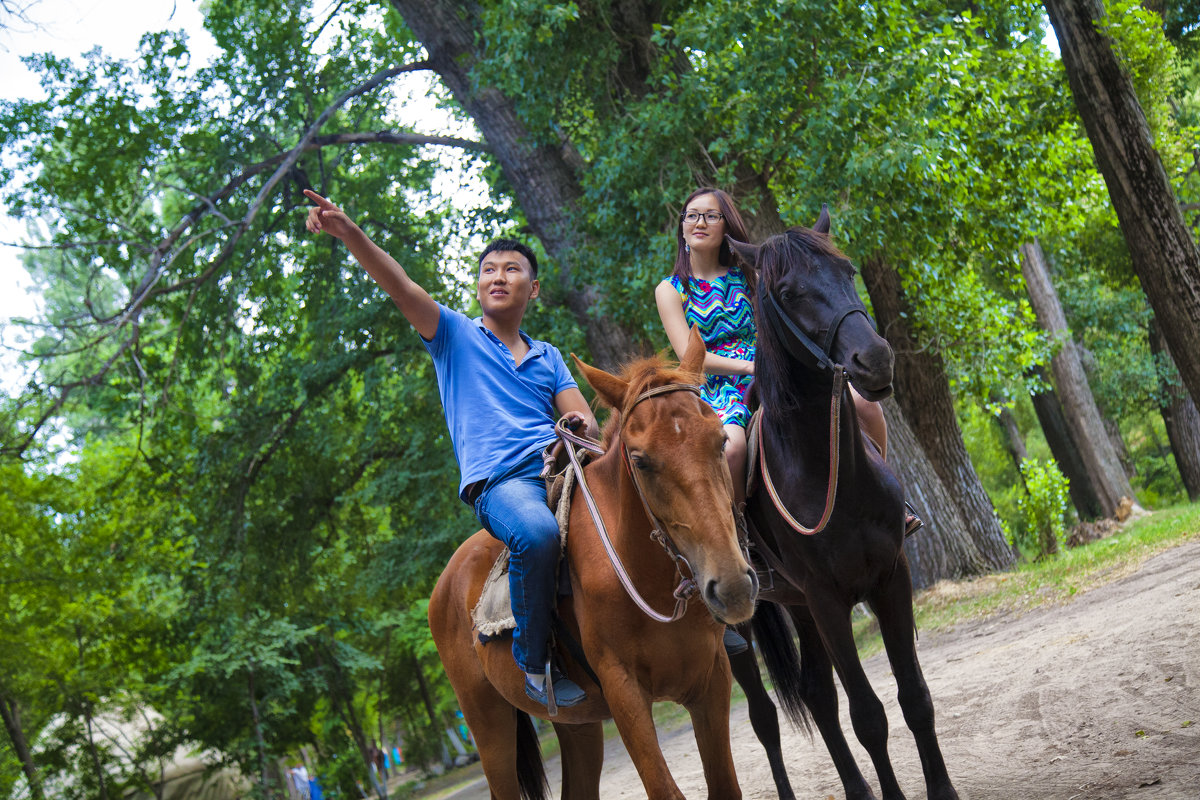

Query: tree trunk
left=1102, top=416, right=1136, bottom=479
left=1043, top=0, right=1200, bottom=409
left=992, top=399, right=1028, bottom=477
left=880, top=399, right=993, bottom=588
left=0, top=691, right=45, bottom=800
left=862, top=256, right=1015, bottom=571
left=1149, top=317, right=1200, bottom=500
left=247, top=668, right=274, bottom=799
left=1027, top=366, right=1106, bottom=519
left=1019, top=239, right=1138, bottom=516
left=388, top=0, right=644, bottom=369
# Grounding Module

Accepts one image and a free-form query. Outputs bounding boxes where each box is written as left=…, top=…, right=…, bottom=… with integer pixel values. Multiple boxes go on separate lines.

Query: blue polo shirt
left=422, top=303, right=577, bottom=500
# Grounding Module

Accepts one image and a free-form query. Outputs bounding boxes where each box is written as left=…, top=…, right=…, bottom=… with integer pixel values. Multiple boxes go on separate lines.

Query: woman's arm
left=654, top=281, right=753, bottom=376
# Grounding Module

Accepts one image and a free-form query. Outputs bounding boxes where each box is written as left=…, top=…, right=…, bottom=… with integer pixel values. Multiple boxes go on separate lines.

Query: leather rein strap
left=757, top=278, right=861, bottom=536
left=756, top=367, right=846, bottom=535
left=556, top=383, right=703, bottom=623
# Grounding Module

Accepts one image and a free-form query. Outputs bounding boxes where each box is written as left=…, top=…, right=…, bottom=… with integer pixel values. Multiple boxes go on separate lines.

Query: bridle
left=556, top=382, right=742, bottom=623
left=754, top=277, right=873, bottom=535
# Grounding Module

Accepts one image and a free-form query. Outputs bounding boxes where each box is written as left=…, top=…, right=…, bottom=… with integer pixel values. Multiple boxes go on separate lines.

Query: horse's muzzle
left=703, top=568, right=759, bottom=625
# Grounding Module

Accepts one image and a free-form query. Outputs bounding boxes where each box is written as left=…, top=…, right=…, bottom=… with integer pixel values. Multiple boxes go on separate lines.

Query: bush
left=1010, top=458, right=1071, bottom=559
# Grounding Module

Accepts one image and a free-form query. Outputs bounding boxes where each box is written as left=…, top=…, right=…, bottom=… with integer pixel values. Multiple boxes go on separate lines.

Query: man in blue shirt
left=304, top=190, right=596, bottom=710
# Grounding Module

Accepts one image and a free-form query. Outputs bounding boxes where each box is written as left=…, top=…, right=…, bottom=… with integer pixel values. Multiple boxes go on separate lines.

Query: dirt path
left=442, top=538, right=1200, bottom=799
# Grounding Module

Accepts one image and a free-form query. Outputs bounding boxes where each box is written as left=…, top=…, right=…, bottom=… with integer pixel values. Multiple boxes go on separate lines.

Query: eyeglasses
left=682, top=211, right=725, bottom=224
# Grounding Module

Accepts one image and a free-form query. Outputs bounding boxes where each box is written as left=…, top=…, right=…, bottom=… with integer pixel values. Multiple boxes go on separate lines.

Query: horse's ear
left=725, top=235, right=760, bottom=267
left=680, top=326, right=707, bottom=381
left=813, top=203, right=831, bottom=234
left=572, top=354, right=628, bottom=409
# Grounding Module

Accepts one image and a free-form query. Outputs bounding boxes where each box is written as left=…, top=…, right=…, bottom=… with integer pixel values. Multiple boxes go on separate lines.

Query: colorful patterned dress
left=665, top=267, right=756, bottom=427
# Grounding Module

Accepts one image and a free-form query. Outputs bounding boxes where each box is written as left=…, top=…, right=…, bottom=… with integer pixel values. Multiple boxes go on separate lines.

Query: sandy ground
left=440, top=538, right=1200, bottom=799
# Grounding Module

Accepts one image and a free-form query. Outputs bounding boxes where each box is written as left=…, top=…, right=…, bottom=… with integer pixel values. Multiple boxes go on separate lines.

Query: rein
left=555, top=383, right=704, bottom=623
left=756, top=277, right=863, bottom=536
left=756, top=367, right=846, bottom=535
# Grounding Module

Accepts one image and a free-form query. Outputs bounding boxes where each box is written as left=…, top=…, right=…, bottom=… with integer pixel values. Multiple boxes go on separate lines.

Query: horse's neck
left=762, top=380, right=865, bottom=471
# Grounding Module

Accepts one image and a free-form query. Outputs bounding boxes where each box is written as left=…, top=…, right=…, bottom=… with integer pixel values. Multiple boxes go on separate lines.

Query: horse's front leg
left=868, top=557, right=959, bottom=800
left=684, top=650, right=742, bottom=800
left=727, top=622, right=796, bottom=800
left=806, top=594, right=906, bottom=800
left=600, top=666, right=686, bottom=800
left=789, top=606, right=877, bottom=800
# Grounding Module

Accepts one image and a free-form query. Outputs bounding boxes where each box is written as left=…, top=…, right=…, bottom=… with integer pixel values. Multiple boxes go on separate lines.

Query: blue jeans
left=474, top=450, right=561, bottom=674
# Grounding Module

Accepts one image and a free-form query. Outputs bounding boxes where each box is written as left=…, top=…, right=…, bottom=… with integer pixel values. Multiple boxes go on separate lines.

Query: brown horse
left=428, top=328, right=759, bottom=800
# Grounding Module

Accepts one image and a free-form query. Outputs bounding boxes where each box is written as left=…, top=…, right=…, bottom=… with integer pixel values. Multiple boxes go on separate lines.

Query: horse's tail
left=752, top=600, right=812, bottom=735
left=515, top=710, right=550, bottom=800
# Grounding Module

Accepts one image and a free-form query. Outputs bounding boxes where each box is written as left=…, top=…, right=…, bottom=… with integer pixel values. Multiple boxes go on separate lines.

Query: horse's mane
left=753, top=227, right=849, bottom=415
left=756, top=227, right=848, bottom=290
left=596, top=352, right=702, bottom=446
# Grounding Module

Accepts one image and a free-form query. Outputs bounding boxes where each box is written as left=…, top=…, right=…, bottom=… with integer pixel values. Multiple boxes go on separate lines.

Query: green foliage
left=3, top=0, right=1196, bottom=794
left=1011, top=458, right=1071, bottom=559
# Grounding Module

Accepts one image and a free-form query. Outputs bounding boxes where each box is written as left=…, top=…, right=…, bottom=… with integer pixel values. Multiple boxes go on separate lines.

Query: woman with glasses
left=655, top=188, right=917, bottom=537
left=655, top=188, right=757, bottom=512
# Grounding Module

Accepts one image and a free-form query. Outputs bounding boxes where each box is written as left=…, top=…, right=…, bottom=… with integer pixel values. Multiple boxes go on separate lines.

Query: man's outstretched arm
left=304, top=189, right=440, bottom=340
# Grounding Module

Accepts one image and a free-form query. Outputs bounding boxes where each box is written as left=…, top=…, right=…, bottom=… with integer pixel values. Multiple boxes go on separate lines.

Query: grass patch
left=854, top=502, right=1200, bottom=658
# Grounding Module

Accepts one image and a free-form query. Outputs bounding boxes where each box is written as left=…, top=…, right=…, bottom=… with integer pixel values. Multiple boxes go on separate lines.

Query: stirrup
left=524, top=659, right=586, bottom=716
left=904, top=501, right=924, bottom=538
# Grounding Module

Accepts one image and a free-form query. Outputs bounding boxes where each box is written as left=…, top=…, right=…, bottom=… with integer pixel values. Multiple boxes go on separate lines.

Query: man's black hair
left=478, top=238, right=539, bottom=279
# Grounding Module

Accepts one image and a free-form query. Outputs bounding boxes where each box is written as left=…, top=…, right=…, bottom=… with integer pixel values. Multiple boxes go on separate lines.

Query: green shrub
left=1011, top=458, right=1071, bottom=559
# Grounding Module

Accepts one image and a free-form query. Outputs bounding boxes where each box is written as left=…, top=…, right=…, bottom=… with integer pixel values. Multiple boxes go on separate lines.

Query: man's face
left=477, top=250, right=539, bottom=318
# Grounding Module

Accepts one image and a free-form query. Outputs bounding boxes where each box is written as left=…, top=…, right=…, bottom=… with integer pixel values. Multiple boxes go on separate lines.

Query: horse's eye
left=721, top=436, right=729, bottom=453
left=631, top=453, right=650, bottom=470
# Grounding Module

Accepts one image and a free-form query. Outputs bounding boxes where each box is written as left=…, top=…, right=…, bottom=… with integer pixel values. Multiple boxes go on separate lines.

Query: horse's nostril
left=705, top=579, right=725, bottom=610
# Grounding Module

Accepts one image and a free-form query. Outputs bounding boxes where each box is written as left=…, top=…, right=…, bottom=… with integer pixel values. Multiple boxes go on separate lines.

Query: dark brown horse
left=428, top=328, right=759, bottom=800
left=726, top=211, right=959, bottom=800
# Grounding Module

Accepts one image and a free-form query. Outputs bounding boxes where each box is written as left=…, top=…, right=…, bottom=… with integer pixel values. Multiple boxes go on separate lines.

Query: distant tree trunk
left=881, top=399, right=993, bottom=589
left=1149, top=317, right=1200, bottom=499
left=1020, top=239, right=1138, bottom=516
left=1028, top=366, right=1106, bottom=519
left=388, top=0, right=644, bottom=368
left=0, top=691, right=44, bottom=800
left=992, top=399, right=1028, bottom=476
left=862, top=256, right=1015, bottom=571
left=1102, top=416, right=1136, bottom=479
left=1043, top=0, right=1200, bottom=410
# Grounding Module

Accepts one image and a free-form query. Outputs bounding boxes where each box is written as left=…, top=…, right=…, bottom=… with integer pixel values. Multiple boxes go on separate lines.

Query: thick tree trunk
left=0, top=691, right=45, bottom=800
left=1149, top=317, right=1200, bottom=500
left=862, top=256, right=1015, bottom=571
left=1028, top=366, right=1106, bottom=519
left=881, top=399, right=992, bottom=588
left=1019, top=239, right=1137, bottom=516
left=1043, top=0, right=1200, bottom=408
left=389, top=0, right=644, bottom=368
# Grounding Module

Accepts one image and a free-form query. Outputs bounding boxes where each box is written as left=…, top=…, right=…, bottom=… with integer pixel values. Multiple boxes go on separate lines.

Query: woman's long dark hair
left=672, top=187, right=754, bottom=296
